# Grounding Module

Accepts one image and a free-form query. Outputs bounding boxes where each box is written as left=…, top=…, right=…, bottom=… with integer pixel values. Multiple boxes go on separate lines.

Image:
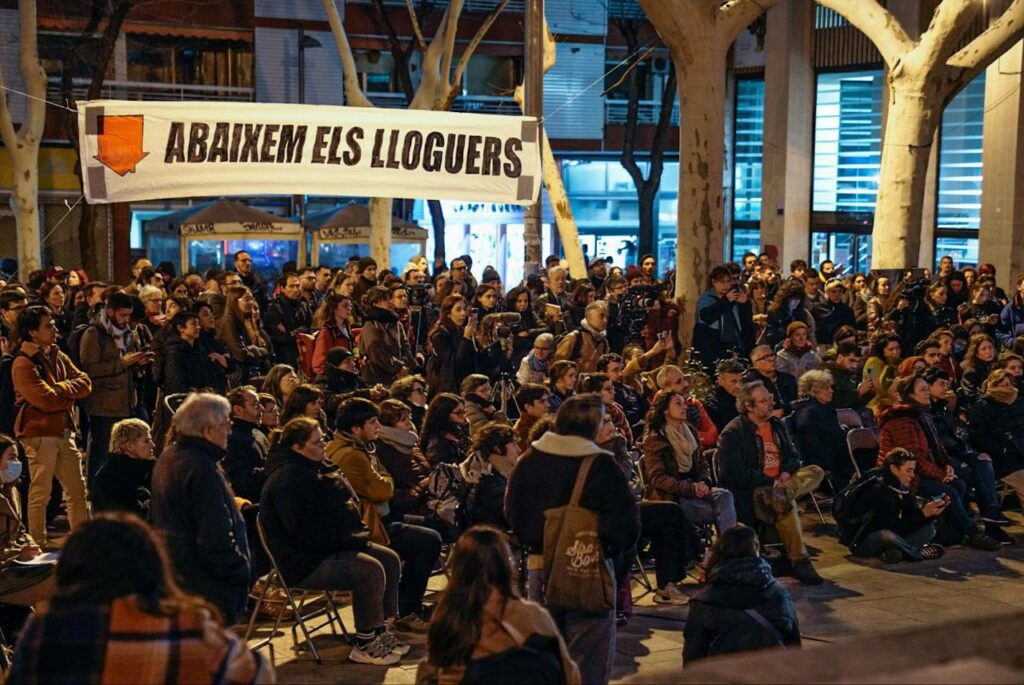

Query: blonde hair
left=109, top=418, right=151, bottom=454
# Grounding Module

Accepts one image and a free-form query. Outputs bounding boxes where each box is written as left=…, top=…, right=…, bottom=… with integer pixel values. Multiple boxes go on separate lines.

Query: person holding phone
left=863, top=333, right=903, bottom=414
left=846, top=448, right=948, bottom=562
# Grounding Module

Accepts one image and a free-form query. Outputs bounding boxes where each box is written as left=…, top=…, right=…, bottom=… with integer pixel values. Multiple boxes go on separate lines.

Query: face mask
left=1, top=460, right=22, bottom=484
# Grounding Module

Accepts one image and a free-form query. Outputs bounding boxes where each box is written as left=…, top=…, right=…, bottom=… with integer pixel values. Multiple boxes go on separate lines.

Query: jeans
left=853, top=524, right=935, bottom=561
left=22, top=435, right=89, bottom=545
left=386, top=520, right=442, bottom=617
left=955, top=452, right=1000, bottom=518
left=678, top=487, right=737, bottom=536
left=298, top=543, right=400, bottom=633
left=774, top=465, right=826, bottom=562
left=916, top=476, right=976, bottom=539
left=640, top=501, right=692, bottom=588
left=86, top=415, right=124, bottom=488
left=548, top=606, right=616, bottom=685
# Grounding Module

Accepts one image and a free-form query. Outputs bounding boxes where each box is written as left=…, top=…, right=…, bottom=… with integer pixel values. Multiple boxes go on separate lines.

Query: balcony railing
left=47, top=77, right=255, bottom=103
left=366, top=92, right=521, bottom=116
left=347, top=0, right=524, bottom=11
left=605, top=98, right=679, bottom=126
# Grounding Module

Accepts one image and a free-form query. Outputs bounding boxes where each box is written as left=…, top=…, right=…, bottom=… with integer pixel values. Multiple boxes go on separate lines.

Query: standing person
left=149, top=394, right=251, bottom=624
left=311, top=292, right=356, bottom=376
left=506, top=394, right=640, bottom=685
left=233, top=250, right=268, bottom=313
left=11, top=306, right=91, bottom=547
left=78, top=291, right=147, bottom=486
left=359, top=287, right=415, bottom=387
left=263, top=273, right=311, bottom=368
left=813, top=279, right=856, bottom=346
left=693, top=265, right=754, bottom=372
left=425, top=294, right=477, bottom=395
left=417, top=526, right=580, bottom=684
left=217, top=286, right=270, bottom=384
left=352, top=257, right=379, bottom=307
left=225, top=386, right=268, bottom=503
left=683, top=525, right=800, bottom=664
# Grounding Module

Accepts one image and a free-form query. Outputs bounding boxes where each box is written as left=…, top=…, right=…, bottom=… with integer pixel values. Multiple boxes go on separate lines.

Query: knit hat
left=786, top=321, right=808, bottom=338
left=326, top=346, right=353, bottom=367
left=481, top=266, right=501, bottom=284
left=357, top=257, right=377, bottom=274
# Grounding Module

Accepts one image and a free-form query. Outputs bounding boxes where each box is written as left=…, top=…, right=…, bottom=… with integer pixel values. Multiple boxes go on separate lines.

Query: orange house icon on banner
left=93, top=115, right=149, bottom=176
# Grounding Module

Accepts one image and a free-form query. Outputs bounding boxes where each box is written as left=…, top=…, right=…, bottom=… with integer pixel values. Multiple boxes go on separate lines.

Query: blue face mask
left=1, top=460, right=22, bottom=484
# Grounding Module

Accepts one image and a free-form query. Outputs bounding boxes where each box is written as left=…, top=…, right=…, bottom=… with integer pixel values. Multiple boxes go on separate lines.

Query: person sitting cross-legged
left=716, top=381, right=826, bottom=585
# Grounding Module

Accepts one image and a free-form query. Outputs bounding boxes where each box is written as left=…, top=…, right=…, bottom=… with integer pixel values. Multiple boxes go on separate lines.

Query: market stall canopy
left=148, top=199, right=301, bottom=236
left=306, top=203, right=428, bottom=241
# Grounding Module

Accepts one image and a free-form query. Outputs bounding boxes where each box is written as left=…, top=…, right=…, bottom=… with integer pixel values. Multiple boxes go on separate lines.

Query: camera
left=406, top=283, right=430, bottom=308
left=899, top=277, right=930, bottom=302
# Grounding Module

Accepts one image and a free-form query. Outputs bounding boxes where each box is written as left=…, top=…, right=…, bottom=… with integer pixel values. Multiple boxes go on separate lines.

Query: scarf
left=581, top=319, right=607, bottom=341
left=377, top=424, right=419, bottom=453
left=988, top=385, right=1019, bottom=405
left=664, top=419, right=698, bottom=474
left=99, top=308, right=130, bottom=354
left=528, top=351, right=548, bottom=373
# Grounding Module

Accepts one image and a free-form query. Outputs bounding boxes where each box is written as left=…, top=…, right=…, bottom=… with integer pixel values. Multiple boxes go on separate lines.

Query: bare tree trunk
left=428, top=199, right=447, bottom=270
left=11, top=148, right=42, bottom=272
left=369, top=197, right=394, bottom=272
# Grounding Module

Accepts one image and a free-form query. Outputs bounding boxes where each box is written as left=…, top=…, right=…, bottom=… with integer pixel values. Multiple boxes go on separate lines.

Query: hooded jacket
left=359, top=306, right=415, bottom=386
left=683, top=556, right=800, bottom=664
left=693, top=289, right=754, bottom=370
left=505, top=432, right=639, bottom=556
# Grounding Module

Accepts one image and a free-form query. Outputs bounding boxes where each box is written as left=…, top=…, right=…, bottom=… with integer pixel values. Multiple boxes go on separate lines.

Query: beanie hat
left=786, top=321, right=808, bottom=338
left=357, top=257, right=377, bottom=274
left=326, top=346, right=353, bottom=367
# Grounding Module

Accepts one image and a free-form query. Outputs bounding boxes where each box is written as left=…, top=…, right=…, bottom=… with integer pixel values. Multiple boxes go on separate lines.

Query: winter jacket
left=225, top=419, right=268, bottom=503
left=683, top=556, right=800, bottom=664
left=161, top=336, right=208, bottom=395
left=843, top=468, right=930, bottom=549
left=550, top=327, right=610, bottom=374
left=359, top=306, right=415, bottom=386
left=91, top=452, right=153, bottom=518
left=812, top=300, right=855, bottom=346
left=959, top=360, right=993, bottom=408
left=259, top=447, right=369, bottom=585
left=997, top=299, right=1024, bottom=348
left=823, top=361, right=870, bottom=411
left=744, top=369, right=798, bottom=416
left=692, top=289, right=754, bottom=370
left=716, top=415, right=801, bottom=526
left=311, top=321, right=356, bottom=376
left=426, top=324, right=477, bottom=395
left=775, top=346, right=821, bottom=381
left=765, top=304, right=815, bottom=350
left=216, top=311, right=269, bottom=383
left=12, top=341, right=92, bottom=439
left=464, top=471, right=510, bottom=530
left=969, top=393, right=1024, bottom=477
left=263, top=294, right=311, bottom=367
left=640, top=427, right=710, bottom=501
left=326, top=434, right=395, bottom=505
left=196, top=329, right=231, bottom=395
left=790, top=397, right=848, bottom=472
left=375, top=426, right=431, bottom=518
left=505, top=432, right=640, bottom=556
left=703, top=385, right=740, bottom=432
left=424, top=432, right=471, bottom=467
left=78, top=322, right=139, bottom=418
left=877, top=403, right=948, bottom=482
left=149, top=437, right=250, bottom=623
left=465, top=395, right=505, bottom=435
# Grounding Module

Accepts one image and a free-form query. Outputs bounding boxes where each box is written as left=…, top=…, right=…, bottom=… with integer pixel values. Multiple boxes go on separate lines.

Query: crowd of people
left=0, top=247, right=1020, bottom=682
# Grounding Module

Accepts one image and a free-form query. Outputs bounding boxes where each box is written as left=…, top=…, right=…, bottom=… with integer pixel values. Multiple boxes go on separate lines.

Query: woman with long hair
left=926, top=281, right=957, bottom=329
left=567, top=281, right=596, bottom=330
left=959, top=333, right=998, bottom=406
left=9, top=514, right=272, bottom=683
left=546, top=360, right=578, bottom=414
left=683, top=525, right=799, bottom=664
left=863, top=333, right=902, bottom=413
left=425, top=294, right=476, bottom=395
left=193, top=301, right=231, bottom=394
left=216, top=285, right=270, bottom=383
left=261, top=363, right=300, bottom=407
left=418, top=526, right=579, bottom=684
left=866, top=275, right=893, bottom=336
left=311, top=292, right=357, bottom=376
left=505, top=285, right=547, bottom=367
left=473, top=284, right=502, bottom=316
left=745, top=276, right=769, bottom=343
left=420, top=393, right=471, bottom=466
left=279, top=383, right=326, bottom=427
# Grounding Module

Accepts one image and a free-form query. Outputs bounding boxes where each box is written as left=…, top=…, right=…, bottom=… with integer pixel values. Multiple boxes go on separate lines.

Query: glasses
left=753, top=354, right=776, bottom=363
left=411, top=386, right=425, bottom=394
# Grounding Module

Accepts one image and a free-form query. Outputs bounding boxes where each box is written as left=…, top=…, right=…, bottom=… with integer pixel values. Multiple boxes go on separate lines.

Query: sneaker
left=880, top=548, right=903, bottom=564
left=982, top=512, right=1013, bottom=526
left=790, top=559, right=824, bottom=586
left=378, top=629, right=411, bottom=656
left=392, top=612, right=430, bottom=634
left=967, top=532, right=1002, bottom=551
left=349, top=635, right=401, bottom=666
left=918, top=543, right=945, bottom=561
left=986, top=525, right=1014, bottom=546
left=653, top=584, right=690, bottom=605
left=615, top=612, right=629, bottom=627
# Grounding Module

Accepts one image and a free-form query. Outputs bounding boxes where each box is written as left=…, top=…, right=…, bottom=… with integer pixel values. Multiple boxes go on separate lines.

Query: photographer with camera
left=888, top=275, right=940, bottom=352
left=693, top=266, right=754, bottom=373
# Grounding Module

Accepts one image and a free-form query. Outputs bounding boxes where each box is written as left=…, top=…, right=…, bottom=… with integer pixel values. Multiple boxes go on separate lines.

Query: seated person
left=463, top=423, right=520, bottom=529
left=822, top=341, right=874, bottom=413
left=513, top=384, right=549, bottom=452
left=260, top=417, right=406, bottom=665
left=91, top=419, right=155, bottom=518
left=790, top=370, right=855, bottom=488
left=843, top=448, right=946, bottom=563
left=655, top=365, right=718, bottom=448
left=224, top=385, right=268, bottom=503
left=327, top=398, right=442, bottom=634
left=0, top=435, right=54, bottom=608
left=744, top=345, right=798, bottom=416
left=684, top=525, right=800, bottom=665
left=968, top=368, right=1024, bottom=505
left=703, top=359, right=745, bottom=432
left=373, top=399, right=433, bottom=523
left=775, top=322, right=821, bottom=380
left=716, top=381, right=825, bottom=585
left=9, top=514, right=271, bottom=683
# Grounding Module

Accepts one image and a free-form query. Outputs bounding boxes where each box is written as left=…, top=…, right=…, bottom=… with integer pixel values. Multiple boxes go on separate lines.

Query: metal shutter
left=544, top=42, right=604, bottom=140
left=546, top=0, right=607, bottom=37
left=0, top=9, right=28, bottom=126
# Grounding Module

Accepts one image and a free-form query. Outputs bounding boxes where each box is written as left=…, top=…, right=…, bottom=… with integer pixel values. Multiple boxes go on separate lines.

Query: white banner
left=77, top=100, right=541, bottom=206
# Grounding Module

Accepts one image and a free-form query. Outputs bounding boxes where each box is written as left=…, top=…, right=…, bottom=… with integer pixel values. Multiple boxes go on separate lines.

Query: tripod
left=491, top=372, right=519, bottom=417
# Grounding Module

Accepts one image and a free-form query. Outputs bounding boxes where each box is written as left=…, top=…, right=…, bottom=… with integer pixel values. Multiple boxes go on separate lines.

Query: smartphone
left=930, top=494, right=945, bottom=502
left=657, top=331, right=667, bottom=341
left=471, top=308, right=480, bottom=317
left=865, top=366, right=877, bottom=382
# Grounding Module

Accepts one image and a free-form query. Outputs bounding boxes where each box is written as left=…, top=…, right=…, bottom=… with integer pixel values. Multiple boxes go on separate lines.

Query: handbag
left=542, top=456, right=616, bottom=613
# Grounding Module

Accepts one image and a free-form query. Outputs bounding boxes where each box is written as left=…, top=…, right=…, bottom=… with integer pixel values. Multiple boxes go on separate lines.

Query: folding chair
left=846, top=427, right=879, bottom=480
left=780, top=416, right=828, bottom=525
left=836, top=408, right=863, bottom=429
left=244, top=517, right=348, bottom=664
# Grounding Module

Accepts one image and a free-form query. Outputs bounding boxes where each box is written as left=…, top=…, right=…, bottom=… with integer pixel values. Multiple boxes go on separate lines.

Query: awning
left=306, top=202, right=427, bottom=241
left=148, top=199, right=300, bottom=237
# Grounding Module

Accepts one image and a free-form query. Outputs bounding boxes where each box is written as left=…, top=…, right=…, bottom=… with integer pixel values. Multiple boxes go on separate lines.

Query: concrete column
left=759, top=0, right=814, bottom=269
left=978, top=41, right=1024, bottom=280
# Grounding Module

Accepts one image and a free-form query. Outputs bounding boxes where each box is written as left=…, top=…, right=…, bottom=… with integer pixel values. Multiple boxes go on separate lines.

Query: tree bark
left=11, top=143, right=42, bottom=273
left=428, top=199, right=446, bottom=270
left=369, top=197, right=394, bottom=272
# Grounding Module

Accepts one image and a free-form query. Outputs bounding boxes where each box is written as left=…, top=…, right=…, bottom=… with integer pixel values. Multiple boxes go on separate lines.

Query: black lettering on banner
left=386, top=129, right=401, bottom=169
left=164, top=122, right=185, bottom=163
left=229, top=122, right=244, bottom=162
left=312, top=126, right=331, bottom=163
left=344, top=127, right=363, bottom=165
left=371, top=129, right=387, bottom=168
left=465, top=135, right=482, bottom=175
left=240, top=124, right=263, bottom=162
left=444, top=133, right=466, bottom=174
left=208, top=123, right=230, bottom=162
left=328, top=127, right=344, bottom=164
left=277, top=125, right=307, bottom=163
left=260, top=124, right=280, bottom=162
left=482, top=137, right=502, bottom=176
left=401, top=130, right=423, bottom=170
left=423, top=131, right=444, bottom=172
left=187, top=123, right=210, bottom=162
left=503, top=138, right=523, bottom=178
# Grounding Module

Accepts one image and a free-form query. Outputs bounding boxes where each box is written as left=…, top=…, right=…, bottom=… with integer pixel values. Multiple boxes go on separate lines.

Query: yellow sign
left=0, top=146, right=83, bottom=192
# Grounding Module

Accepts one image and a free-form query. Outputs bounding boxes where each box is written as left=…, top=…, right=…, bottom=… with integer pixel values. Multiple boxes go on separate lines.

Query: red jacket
left=877, top=404, right=946, bottom=482
left=311, top=322, right=355, bottom=376
left=12, top=342, right=92, bottom=439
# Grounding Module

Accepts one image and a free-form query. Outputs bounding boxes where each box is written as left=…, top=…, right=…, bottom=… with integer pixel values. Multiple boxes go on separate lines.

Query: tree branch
left=406, top=0, right=428, bottom=52
left=321, top=0, right=373, bottom=107
left=618, top=19, right=645, bottom=190
left=87, top=1, right=133, bottom=101
left=439, top=0, right=464, bottom=89
left=0, top=63, right=19, bottom=153
left=369, top=0, right=416, bottom=102
left=947, top=0, right=1024, bottom=73
left=719, top=0, right=781, bottom=41
left=451, top=0, right=510, bottom=91
left=816, top=0, right=915, bottom=69
left=650, top=61, right=676, bottom=176
left=916, top=0, right=981, bottom=71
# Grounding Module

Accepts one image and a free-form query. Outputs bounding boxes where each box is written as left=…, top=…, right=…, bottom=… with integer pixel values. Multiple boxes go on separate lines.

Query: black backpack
left=832, top=468, right=884, bottom=546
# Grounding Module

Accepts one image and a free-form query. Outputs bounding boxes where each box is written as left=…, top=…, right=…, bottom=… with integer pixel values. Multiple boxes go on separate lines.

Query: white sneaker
left=349, top=635, right=401, bottom=665
left=378, top=629, right=411, bottom=656
left=653, top=584, right=690, bottom=605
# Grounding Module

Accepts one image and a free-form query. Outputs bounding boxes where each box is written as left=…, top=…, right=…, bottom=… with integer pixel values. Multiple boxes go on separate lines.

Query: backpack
left=833, top=468, right=884, bottom=546
left=425, top=462, right=465, bottom=528
left=0, top=354, right=16, bottom=435
left=295, top=331, right=318, bottom=380
left=552, top=330, right=585, bottom=362
left=66, top=322, right=95, bottom=371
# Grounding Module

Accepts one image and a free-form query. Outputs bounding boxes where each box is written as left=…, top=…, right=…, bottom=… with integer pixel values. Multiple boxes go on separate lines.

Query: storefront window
left=811, top=231, right=872, bottom=275
left=935, top=237, right=978, bottom=269
left=734, top=78, right=764, bottom=223
left=187, top=239, right=297, bottom=286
